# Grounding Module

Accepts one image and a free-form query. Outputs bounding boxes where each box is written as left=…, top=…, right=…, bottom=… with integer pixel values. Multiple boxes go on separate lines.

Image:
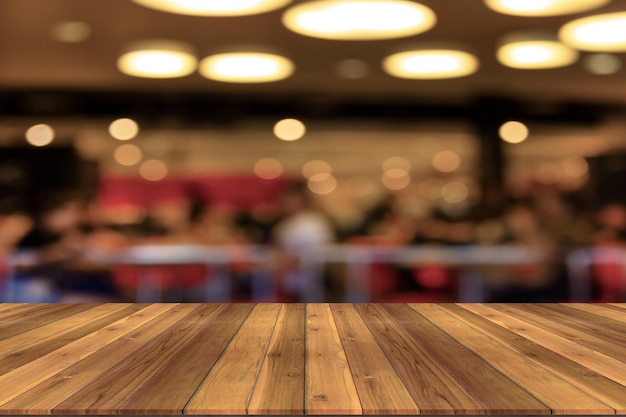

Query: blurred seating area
left=2, top=176, right=626, bottom=304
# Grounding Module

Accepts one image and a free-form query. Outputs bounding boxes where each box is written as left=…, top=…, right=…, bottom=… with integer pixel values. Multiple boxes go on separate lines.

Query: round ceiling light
left=383, top=49, right=479, bottom=79
left=497, top=32, right=578, bottom=69
left=282, top=0, right=436, bottom=40
left=559, top=12, right=626, bottom=52
left=199, top=52, right=294, bottom=83
left=131, top=0, right=292, bottom=16
left=484, top=0, right=611, bottom=16
left=117, top=40, right=197, bottom=78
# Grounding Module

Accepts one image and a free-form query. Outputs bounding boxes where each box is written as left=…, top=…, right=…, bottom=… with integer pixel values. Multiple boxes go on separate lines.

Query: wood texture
left=0, top=303, right=624, bottom=416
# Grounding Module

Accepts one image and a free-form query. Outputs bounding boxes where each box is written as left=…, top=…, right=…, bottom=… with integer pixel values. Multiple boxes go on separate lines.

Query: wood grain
left=305, top=303, right=361, bottom=415
left=0, top=303, right=624, bottom=416
left=185, top=304, right=281, bottom=415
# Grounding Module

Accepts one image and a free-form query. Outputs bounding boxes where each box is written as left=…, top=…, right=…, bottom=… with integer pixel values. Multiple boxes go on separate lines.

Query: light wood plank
left=248, top=304, right=305, bottom=415
left=330, top=304, right=419, bottom=415
left=1, top=304, right=199, bottom=415
left=565, top=303, right=626, bottom=323
left=382, top=304, right=550, bottom=415
left=0, top=304, right=145, bottom=375
left=185, top=304, right=281, bottom=415
left=54, top=304, right=222, bottom=415
left=411, top=303, right=614, bottom=415
left=118, top=304, right=253, bottom=415
left=355, top=304, right=484, bottom=415
left=0, top=303, right=177, bottom=408
left=460, top=303, right=626, bottom=387
left=443, top=303, right=626, bottom=414
left=305, top=303, right=361, bottom=415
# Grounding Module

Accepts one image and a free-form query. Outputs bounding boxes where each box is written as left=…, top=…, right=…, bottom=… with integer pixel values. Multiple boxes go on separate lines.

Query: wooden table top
left=0, top=303, right=625, bottom=416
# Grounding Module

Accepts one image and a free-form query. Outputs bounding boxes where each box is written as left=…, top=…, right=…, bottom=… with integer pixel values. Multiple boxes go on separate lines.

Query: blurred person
left=271, top=181, right=336, bottom=301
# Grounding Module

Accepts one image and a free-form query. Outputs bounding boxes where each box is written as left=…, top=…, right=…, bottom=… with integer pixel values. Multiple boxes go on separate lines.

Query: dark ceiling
left=1, top=0, right=625, bottom=123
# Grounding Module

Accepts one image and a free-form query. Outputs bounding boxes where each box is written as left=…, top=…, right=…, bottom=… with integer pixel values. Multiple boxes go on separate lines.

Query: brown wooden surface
left=0, top=303, right=624, bottom=415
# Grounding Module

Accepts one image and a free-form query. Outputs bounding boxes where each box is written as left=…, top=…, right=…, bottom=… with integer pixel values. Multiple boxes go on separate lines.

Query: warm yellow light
left=274, top=118, right=306, bottom=141
left=140, top=160, right=168, bottom=181
left=382, top=156, right=411, bottom=172
left=131, top=0, right=292, bottom=16
left=562, top=156, right=589, bottom=178
left=442, top=181, right=469, bottom=203
left=583, top=53, right=622, bottom=74
left=25, top=124, right=55, bottom=147
left=560, top=12, right=626, bottom=52
left=383, top=49, right=479, bottom=79
left=302, top=160, right=332, bottom=178
left=382, top=171, right=410, bottom=190
left=282, top=0, right=436, bottom=40
left=109, top=118, right=139, bottom=140
left=499, top=121, right=529, bottom=143
left=497, top=39, right=578, bottom=69
left=308, top=174, right=337, bottom=195
left=432, top=151, right=461, bottom=172
left=199, top=52, right=294, bottom=83
left=117, top=40, right=197, bottom=78
left=114, top=144, right=143, bottom=166
left=254, top=158, right=284, bottom=179
left=484, top=0, right=610, bottom=16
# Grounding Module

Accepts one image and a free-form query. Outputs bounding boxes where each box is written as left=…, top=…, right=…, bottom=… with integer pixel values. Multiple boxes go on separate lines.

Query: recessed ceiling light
left=497, top=32, right=578, bottom=69
left=559, top=12, right=626, bottom=52
left=383, top=49, right=479, bottom=79
left=199, top=52, right=294, bottom=83
left=131, top=0, right=292, bottom=16
left=117, top=40, right=197, bottom=78
left=484, top=0, right=611, bottom=16
left=282, top=0, right=436, bottom=40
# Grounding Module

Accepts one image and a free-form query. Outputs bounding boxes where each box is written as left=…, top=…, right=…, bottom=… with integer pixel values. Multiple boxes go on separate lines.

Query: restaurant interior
left=2, top=0, right=626, bottom=303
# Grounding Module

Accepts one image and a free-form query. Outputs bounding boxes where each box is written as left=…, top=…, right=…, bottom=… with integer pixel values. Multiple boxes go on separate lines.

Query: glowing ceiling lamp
left=383, top=48, right=479, bottom=79
left=199, top=51, right=294, bottom=83
left=559, top=12, right=626, bottom=52
left=484, top=0, right=611, bottom=16
left=282, top=0, right=436, bottom=40
left=117, top=40, right=197, bottom=78
left=497, top=32, right=578, bottom=69
left=131, top=0, right=292, bottom=16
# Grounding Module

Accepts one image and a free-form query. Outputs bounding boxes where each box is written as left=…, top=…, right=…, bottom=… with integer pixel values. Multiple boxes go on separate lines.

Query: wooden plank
left=411, top=303, right=614, bottom=415
left=0, top=303, right=177, bottom=408
left=53, top=304, right=222, bottom=415
left=0, top=304, right=146, bottom=375
left=305, top=303, right=361, bottom=415
left=443, top=303, right=626, bottom=413
left=248, top=304, right=305, bottom=415
left=0, top=304, right=44, bottom=322
left=330, top=304, right=419, bottom=415
left=381, top=303, right=550, bottom=415
left=565, top=303, right=626, bottom=322
left=185, top=304, right=281, bottom=415
left=0, top=304, right=96, bottom=341
left=1, top=304, right=200, bottom=415
left=460, top=303, right=626, bottom=387
left=494, top=304, right=626, bottom=362
left=608, top=303, right=626, bottom=309
left=355, top=304, right=484, bottom=415
left=118, top=304, right=253, bottom=415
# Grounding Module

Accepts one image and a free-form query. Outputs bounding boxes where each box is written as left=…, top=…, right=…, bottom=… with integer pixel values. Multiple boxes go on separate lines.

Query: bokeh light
left=432, top=150, right=461, bottom=172
left=25, top=124, right=55, bottom=147
left=562, top=156, right=589, bottom=178
left=583, top=53, right=622, bottom=75
left=419, top=178, right=444, bottom=200
left=49, top=21, right=91, bottom=43
left=442, top=181, right=469, bottom=203
left=302, top=160, right=332, bottom=178
left=308, top=173, right=337, bottom=195
left=254, top=158, right=284, bottom=179
left=536, top=163, right=563, bottom=184
left=382, top=170, right=410, bottom=190
left=139, top=159, right=168, bottom=181
left=382, top=156, right=411, bottom=172
left=274, top=118, right=306, bottom=141
left=336, top=59, right=370, bottom=79
left=109, top=118, right=139, bottom=140
left=114, top=144, right=143, bottom=166
left=499, top=120, right=529, bottom=143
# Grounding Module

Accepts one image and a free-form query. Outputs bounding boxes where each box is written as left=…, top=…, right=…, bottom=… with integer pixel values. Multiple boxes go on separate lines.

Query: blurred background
left=2, top=0, right=626, bottom=303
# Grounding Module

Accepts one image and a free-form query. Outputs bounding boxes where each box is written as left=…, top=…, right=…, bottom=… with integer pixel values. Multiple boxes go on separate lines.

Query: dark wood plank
left=0, top=304, right=146, bottom=375
left=248, top=304, right=305, bottom=415
left=305, top=303, right=361, bottom=415
left=565, top=303, right=626, bottom=322
left=330, top=303, right=420, bottom=415
left=118, top=304, right=253, bottom=415
left=355, top=304, right=485, bottom=414
left=381, top=303, right=550, bottom=415
left=53, top=304, right=221, bottom=415
left=0, top=303, right=178, bottom=409
left=411, top=303, right=614, bottom=415
left=185, top=304, right=281, bottom=415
